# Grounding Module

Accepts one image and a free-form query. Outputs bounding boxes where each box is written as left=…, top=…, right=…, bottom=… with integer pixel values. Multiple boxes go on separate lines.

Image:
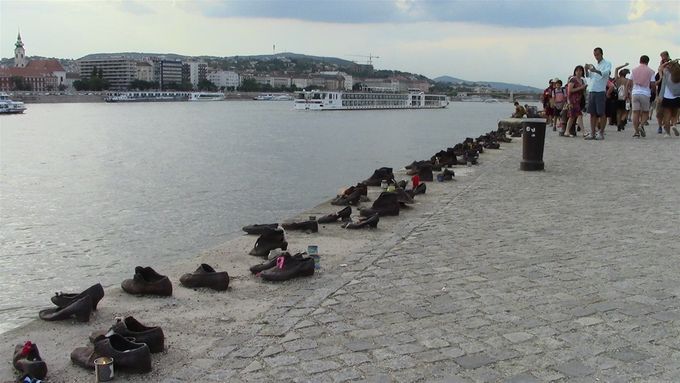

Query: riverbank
left=0, top=144, right=487, bottom=381
left=4, top=121, right=679, bottom=382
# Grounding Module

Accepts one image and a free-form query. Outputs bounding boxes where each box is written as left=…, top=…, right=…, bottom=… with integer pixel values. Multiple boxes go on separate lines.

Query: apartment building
left=206, top=70, right=240, bottom=89
left=183, top=61, right=207, bottom=87
left=136, top=62, right=153, bottom=82
left=152, top=59, right=183, bottom=89
left=78, top=57, right=137, bottom=90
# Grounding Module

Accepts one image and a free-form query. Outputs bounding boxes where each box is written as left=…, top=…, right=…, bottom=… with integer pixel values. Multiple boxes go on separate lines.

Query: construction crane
left=348, top=54, right=380, bottom=66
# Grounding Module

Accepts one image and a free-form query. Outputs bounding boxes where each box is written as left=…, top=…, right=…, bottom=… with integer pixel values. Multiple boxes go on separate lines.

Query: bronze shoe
left=71, top=333, right=151, bottom=373
left=39, top=295, right=92, bottom=322
left=90, top=316, right=165, bottom=353
left=121, top=266, right=172, bottom=296
left=51, top=283, right=104, bottom=310
left=13, top=342, right=47, bottom=380
left=180, top=264, right=229, bottom=291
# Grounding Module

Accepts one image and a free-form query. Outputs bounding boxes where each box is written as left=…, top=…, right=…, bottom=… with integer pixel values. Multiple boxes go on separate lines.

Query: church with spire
left=14, top=31, right=27, bottom=68
left=0, top=31, right=66, bottom=91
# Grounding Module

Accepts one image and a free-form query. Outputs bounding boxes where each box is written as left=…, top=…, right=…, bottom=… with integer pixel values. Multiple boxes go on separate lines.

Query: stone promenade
left=164, top=125, right=680, bottom=383
left=4, top=121, right=679, bottom=383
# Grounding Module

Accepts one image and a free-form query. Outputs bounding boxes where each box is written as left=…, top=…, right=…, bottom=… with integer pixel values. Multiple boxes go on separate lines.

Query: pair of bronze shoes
left=71, top=316, right=164, bottom=373
left=13, top=341, right=47, bottom=381
left=39, top=283, right=104, bottom=322
left=121, top=266, right=172, bottom=296
left=180, top=263, right=229, bottom=291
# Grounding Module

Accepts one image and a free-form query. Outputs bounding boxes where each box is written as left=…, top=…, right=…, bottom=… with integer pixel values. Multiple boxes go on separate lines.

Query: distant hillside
left=77, top=52, right=357, bottom=67
left=434, top=75, right=541, bottom=93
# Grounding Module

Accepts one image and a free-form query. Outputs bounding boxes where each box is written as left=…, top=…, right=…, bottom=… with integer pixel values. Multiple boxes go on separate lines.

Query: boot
left=89, top=316, right=165, bottom=353
left=441, top=169, right=454, bottom=181
left=417, top=163, right=433, bottom=182
left=362, top=167, right=394, bottom=186
left=180, top=264, right=230, bottom=291
left=281, top=220, right=318, bottom=233
left=121, top=267, right=172, bottom=296
left=407, top=183, right=426, bottom=198
left=13, top=342, right=47, bottom=380
left=342, top=213, right=379, bottom=229
left=359, top=192, right=400, bottom=217
left=249, top=229, right=287, bottom=257
left=242, top=223, right=278, bottom=235
left=260, top=254, right=315, bottom=282
left=317, top=206, right=351, bottom=223
left=71, top=334, right=151, bottom=373
left=250, top=252, right=305, bottom=274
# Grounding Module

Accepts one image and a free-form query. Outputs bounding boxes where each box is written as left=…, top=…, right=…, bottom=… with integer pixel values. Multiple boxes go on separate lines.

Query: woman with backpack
left=658, top=58, right=680, bottom=137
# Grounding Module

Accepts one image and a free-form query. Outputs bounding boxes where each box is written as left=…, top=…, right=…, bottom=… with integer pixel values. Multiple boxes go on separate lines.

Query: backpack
left=617, top=84, right=626, bottom=100
left=553, top=88, right=566, bottom=108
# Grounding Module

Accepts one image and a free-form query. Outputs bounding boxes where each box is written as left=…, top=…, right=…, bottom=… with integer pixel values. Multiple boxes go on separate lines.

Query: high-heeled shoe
left=39, top=295, right=92, bottom=322
left=51, top=283, right=104, bottom=311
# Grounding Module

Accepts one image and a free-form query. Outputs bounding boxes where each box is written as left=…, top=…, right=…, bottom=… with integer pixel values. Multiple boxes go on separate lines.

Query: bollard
left=520, top=118, right=547, bottom=171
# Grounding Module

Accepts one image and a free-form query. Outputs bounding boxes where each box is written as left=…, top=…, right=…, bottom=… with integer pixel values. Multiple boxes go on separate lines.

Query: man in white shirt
left=628, top=55, right=656, bottom=138
left=585, top=47, right=612, bottom=140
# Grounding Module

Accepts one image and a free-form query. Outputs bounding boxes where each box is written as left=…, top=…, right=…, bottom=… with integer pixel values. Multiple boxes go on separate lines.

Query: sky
left=1, top=0, right=679, bottom=88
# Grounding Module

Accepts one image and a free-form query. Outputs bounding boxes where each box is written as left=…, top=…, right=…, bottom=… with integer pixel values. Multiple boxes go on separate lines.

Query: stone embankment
left=2, top=123, right=679, bottom=382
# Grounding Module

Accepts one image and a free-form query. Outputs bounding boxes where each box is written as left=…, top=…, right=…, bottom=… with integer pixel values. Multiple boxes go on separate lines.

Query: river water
left=0, top=100, right=511, bottom=333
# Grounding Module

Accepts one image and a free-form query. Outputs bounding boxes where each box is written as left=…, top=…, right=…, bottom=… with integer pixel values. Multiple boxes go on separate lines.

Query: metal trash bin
left=520, top=119, right=546, bottom=171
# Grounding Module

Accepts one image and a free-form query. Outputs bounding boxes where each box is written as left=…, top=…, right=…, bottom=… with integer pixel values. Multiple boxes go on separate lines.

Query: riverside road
left=173, top=124, right=679, bottom=382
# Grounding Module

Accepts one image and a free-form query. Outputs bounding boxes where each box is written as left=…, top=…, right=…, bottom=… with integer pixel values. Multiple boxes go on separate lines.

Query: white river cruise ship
left=294, top=90, right=449, bottom=111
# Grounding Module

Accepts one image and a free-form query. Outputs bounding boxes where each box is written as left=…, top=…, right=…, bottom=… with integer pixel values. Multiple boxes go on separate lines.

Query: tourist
left=658, top=58, right=680, bottom=137
left=585, top=47, right=612, bottom=140
left=566, top=66, right=587, bottom=137
left=628, top=55, right=656, bottom=138
left=551, top=79, right=568, bottom=135
left=614, top=64, right=630, bottom=131
left=542, top=80, right=555, bottom=128
left=512, top=101, right=526, bottom=118
left=655, top=51, right=671, bottom=133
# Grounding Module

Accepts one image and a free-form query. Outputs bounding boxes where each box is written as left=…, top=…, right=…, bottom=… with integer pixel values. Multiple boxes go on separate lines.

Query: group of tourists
left=542, top=48, right=680, bottom=140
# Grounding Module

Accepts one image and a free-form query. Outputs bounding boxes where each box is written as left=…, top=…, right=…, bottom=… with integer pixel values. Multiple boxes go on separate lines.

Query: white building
left=136, top=62, right=153, bottom=82
left=320, top=71, right=353, bottom=90
left=206, top=70, right=240, bottom=89
left=185, top=61, right=207, bottom=87
left=292, top=78, right=309, bottom=89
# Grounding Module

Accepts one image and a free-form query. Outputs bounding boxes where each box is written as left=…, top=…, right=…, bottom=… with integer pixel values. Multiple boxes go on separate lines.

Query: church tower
left=14, top=31, right=27, bottom=68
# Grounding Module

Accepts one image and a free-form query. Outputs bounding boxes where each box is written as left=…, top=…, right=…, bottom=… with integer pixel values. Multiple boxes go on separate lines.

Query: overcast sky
left=1, top=0, right=678, bottom=88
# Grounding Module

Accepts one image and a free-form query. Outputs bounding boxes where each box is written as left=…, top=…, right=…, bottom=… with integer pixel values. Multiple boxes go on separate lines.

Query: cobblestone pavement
left=172, top=124, right=680, bottom=382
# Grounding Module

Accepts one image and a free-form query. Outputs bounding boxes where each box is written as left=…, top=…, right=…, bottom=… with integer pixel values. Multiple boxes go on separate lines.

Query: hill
left=434, top=75, right=541, bottom=93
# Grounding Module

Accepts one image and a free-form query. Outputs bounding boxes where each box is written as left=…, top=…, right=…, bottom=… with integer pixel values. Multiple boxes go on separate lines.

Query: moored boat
left=189, top=92, right=225, bottom=101
left=254, top=93, right=294, bottom=101
left=294, top=90, right=448, bottom=111
left=0, top=93, right=27, bottom=114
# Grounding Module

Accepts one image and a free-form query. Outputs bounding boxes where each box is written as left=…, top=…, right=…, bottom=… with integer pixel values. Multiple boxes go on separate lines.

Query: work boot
left=317, top=206, right=351, bottom=223
left=342, top=213, right=379, bottom=229
left=359, top=192, right=400, bottom=217
left=249, top=228, right=288, bottom=257
left=417, top=163, right=433, bottom=182
left=260, top=253, right=315, bottom=282
left=242, top=223, right=279, bottom=235
left=281, top=220, right=318, bottom=233
left=362, top=167, right=394, bottom=186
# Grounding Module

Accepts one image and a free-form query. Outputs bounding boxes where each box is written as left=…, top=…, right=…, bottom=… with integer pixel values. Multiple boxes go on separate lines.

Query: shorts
left=588, top=92, right=606, bottom=117
left=632, top=94, right=650, bottom=112
left=616, top=100, right=627, bottom=110
left=661, top=97, right=680, bottom=110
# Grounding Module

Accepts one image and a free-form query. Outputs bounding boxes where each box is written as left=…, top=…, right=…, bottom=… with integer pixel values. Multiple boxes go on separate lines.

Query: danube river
left=0, top=100, right=513, bottom=332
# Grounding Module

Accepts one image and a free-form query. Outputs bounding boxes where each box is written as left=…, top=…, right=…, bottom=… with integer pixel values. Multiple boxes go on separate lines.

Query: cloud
left=196, top=0, right=679, bottom=28
left=117, top=0, right=155, bottom=15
